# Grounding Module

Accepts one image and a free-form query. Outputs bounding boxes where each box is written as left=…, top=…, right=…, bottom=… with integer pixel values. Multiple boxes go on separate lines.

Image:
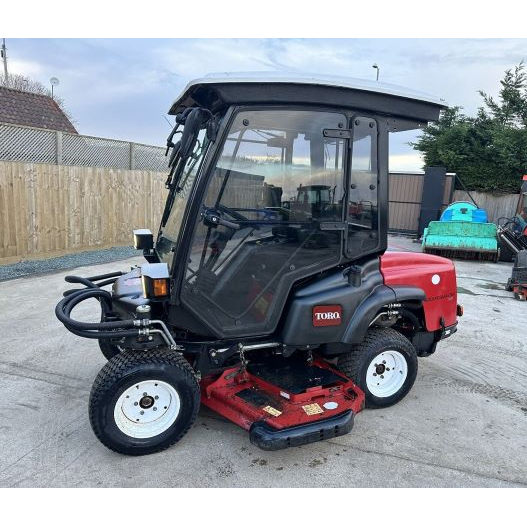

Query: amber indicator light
left=153, top=279, right=168, bottom=297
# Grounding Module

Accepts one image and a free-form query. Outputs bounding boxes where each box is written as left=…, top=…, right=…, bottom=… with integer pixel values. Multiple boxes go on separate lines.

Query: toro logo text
left=312, top=305, right=343, bottom=327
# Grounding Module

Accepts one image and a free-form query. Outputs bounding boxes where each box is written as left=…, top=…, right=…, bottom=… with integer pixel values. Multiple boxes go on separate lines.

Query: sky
left=4, top=38, right=526, bottom=171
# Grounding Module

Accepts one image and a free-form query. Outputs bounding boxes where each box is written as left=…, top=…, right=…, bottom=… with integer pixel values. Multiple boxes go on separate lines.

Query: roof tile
left=0, top=86, right=77, bottom=133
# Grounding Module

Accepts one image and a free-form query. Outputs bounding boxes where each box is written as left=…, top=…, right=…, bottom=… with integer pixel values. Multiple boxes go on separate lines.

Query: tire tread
left=89, top=349, right=199, bottom=456
left=337, top=328, right=417, bottom=409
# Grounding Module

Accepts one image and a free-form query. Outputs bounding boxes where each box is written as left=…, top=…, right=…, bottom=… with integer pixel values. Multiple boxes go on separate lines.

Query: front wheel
left=89, top=349, right=200, bottom=455
left=337, top=328, right=418, bottom=409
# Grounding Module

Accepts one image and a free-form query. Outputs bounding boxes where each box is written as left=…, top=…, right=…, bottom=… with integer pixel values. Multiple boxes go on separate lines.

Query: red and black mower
left=55, top=73, right=461, bottom=456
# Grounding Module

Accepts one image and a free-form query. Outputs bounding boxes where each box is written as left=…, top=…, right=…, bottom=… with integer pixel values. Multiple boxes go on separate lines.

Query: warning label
left=263, top=405, right=282, bottom=417
left=302, top=403, right=324, bottom=416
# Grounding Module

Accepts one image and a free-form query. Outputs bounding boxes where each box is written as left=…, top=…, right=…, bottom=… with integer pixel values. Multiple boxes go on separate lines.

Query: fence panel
left=0, top=123, right=57, bottom=164
left=0, top=123, right=168, bottom=171
left=0, top=161, right=167, bottom=262
left=62, top=133, right=131, bottom=169
left=134, top=143, right=170, bottom=172
left=388, top=171, right=455, bottom=234
left=452, top=190, right=519, bottom=224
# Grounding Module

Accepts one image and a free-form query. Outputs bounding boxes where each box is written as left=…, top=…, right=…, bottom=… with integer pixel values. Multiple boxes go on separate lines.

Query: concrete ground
left=0, top=236, right=526, bottom=487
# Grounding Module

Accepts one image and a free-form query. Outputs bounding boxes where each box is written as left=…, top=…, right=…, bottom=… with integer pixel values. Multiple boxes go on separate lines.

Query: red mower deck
left=200, top=358, right=365, bottom=450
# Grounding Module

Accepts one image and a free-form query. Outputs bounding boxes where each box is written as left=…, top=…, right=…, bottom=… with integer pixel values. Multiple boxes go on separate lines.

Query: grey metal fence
left=0, top=122, right=168, bottom=171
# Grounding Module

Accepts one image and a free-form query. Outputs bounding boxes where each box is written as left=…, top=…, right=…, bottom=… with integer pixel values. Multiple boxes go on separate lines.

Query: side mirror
left=133, top=229, right=154, bottom=250
left=181, top=108, right=209, bottom=158
left=168, top=139, right=181, bottom=168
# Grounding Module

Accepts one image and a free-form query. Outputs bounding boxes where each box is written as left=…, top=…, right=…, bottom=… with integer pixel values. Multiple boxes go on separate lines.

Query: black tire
left=337, top=328, right=418, bottom=409
left=514, top=290, right=526, bottom=301
left=98, top=339, right=122, bottom=361
left=89, top=349, right=200, bottom=456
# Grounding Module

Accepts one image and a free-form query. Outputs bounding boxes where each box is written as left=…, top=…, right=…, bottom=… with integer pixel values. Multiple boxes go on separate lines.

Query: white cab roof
left=177, top=71, right=447, bottom=107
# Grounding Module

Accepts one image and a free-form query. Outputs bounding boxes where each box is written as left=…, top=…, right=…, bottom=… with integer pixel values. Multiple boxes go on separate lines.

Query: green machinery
left=422, top=201, right=499, bottom=261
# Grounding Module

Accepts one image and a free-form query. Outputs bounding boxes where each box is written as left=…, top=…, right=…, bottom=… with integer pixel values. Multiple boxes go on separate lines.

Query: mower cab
left=56, top=73, right=460, bottom=456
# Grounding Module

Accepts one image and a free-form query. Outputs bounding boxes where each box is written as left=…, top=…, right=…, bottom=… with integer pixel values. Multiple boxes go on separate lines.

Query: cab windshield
left=156, top=128, right=209, bottom=267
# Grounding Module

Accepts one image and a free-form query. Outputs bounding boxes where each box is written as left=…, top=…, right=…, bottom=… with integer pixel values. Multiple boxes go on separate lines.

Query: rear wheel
left=337, top=328, right=418, bottom=409
left=514, top=288, right=526, bottom=301
left=89, top=349, right=200, bottom=455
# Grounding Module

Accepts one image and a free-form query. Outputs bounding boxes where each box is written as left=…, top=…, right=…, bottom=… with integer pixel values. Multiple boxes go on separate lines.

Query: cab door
left=180, top=108, right=347, bottom=338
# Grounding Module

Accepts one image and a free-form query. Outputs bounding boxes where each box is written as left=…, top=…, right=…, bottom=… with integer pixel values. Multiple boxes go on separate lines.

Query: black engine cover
left=279, top=258, right=384, bottom=346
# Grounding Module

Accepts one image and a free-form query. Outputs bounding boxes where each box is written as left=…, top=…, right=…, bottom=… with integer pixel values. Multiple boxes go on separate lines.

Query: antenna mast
left=1, top=39, right=8, bottom=87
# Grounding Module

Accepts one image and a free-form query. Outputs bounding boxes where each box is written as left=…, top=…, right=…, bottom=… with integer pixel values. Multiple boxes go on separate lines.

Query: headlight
left=133, top=229, right=154, bottom=250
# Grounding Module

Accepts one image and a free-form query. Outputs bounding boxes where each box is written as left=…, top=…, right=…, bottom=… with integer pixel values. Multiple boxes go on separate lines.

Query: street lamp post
left=1, top=39, right=8, bottom=87
left=372, top=63, right=379, bottom=82
left=50, top=77, right=60, bottom=100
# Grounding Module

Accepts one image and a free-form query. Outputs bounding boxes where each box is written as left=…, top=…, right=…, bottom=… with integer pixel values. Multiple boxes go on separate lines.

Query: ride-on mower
left=56, top=73, right=461, bottom=455
left=422, top=201, right=499, bottom=262
left=497, top=175, right=527, bottom=299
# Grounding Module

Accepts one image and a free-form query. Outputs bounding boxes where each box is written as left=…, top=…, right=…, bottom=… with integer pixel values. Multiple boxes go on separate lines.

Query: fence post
left=56, top=131, right=63, bottom=165
left=129, top=142, right=135, bottom=170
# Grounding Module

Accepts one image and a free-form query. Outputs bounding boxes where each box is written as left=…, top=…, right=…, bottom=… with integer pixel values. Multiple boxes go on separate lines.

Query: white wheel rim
left=366, top=350, right=408, bottom=397
left=113, top=380, right=180, bottom=439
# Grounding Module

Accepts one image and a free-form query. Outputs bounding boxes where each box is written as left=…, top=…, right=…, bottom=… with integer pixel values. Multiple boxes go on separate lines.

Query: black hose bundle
left=55, top=273, right=141, bottom=341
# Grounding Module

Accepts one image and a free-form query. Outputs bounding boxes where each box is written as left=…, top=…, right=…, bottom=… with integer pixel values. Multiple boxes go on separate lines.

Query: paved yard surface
left=0, top=236, right=526, bottom=487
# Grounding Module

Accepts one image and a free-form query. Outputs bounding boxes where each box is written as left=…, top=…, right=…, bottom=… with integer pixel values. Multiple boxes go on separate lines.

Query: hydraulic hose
left=55, top=287, right=141, bottom=341
left=56, top=272, right=176, bottom=348
left=65, top=275, right=98, bottom=288
left=56, top=289, right=136, bottom=330
left=63, top=277, right=120, bottom=298
left=399, top=307, right=421, bottom=329
left=65, top=326, right=140, bottom=340
left=85, top=271, right=124, bottom=282
left=64, top=274, right=120, bottom=290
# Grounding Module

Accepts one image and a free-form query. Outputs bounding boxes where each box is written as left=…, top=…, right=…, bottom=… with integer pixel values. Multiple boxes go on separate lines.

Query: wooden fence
left=451, top=190, right=519, bottom=224
left=0, top=161, right=167, bottom=263
left=388, top=171, right=455, bottom=233
left=0, top=161, right=523, bottom=264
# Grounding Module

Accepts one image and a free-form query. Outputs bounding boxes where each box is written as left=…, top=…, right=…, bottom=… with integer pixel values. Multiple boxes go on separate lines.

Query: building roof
left=0, top=86, right=77, bottom=133
left=177, top=71, right=447, bottom=107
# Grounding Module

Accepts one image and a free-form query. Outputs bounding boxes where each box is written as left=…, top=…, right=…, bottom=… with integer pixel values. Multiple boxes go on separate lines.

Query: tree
left=0, top=72, right=75, bottom=124
left=413, top=62, right=527, bottom=193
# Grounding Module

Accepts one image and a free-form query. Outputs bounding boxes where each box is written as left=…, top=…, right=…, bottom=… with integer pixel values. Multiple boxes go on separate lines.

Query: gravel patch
left=0, top=246, right=138, bottom=281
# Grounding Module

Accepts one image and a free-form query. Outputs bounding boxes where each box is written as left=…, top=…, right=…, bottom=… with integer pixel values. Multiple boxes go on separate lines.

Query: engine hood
left=380, top=251, right=458, bottom=330
left=380, top=251, right=455, bottom=282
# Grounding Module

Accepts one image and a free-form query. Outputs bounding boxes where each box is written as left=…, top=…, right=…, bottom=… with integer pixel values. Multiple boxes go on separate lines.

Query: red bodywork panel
left=200, top=360, right=364, bottom=432
left=381, top=252, right=458, bottom=331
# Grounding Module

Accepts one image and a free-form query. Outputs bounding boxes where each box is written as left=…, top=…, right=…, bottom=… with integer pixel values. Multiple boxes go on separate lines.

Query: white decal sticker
left=302, top=403, right=324, bottom=415
left=263, top=406, right=282, bottom=417
left=431, top=274, right=441, bottom=285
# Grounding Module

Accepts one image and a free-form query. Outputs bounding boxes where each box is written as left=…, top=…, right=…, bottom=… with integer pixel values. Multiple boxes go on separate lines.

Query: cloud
left=5, top=38, right=527, bottom=151
left=7, top=58, right=43, bottom=77
left=389, top=153, right=424, bottom=172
